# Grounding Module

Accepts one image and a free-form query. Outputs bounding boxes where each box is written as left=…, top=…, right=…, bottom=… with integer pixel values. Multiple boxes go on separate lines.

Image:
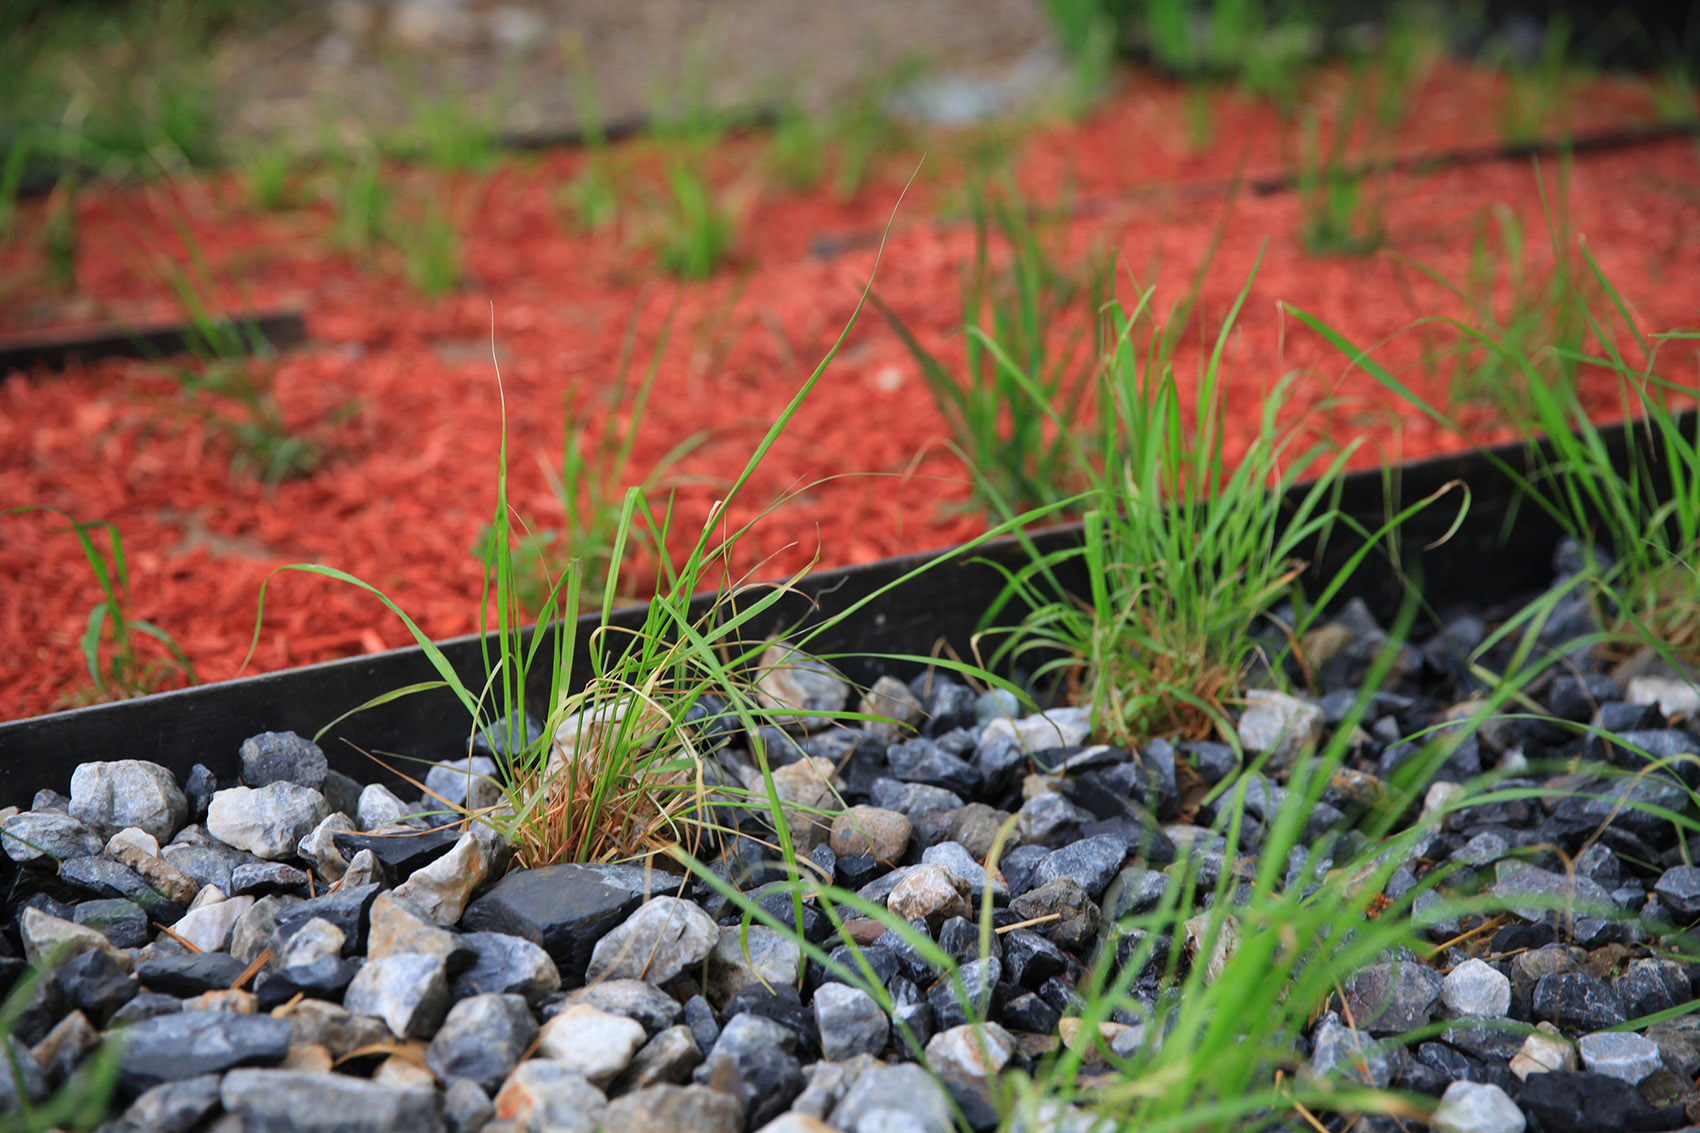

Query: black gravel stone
left=938, top=1068, right=1001, bottom=1131
left=72, top=897, right=150, bottom=950
left=1030, top=835, right=1131, bottom=901
left=56, top=947, right=137, bottom=1026
left=116, top=1010, right=293, bottom=1097
left=135, top=953, right=250, bottom=997
left=836, top=853, right=884, bottom=890
left=1546, top=673, right=1622, bottom=722
left=722, top=983, right=819, bottom=1059
left=460, top=864, right=649, bottom=984
left=239, top=731, right=328, bottom=790
left=1514, top=1070, right=1681, bottom=1133
left=1182, top=742, right=1239, bottom=784
left=331, top=827, right=461, bottom=882
left=273, top=882, right=382, bottom=959
left=58, top=856, right=179, bottom=917
left=230, top=861, right=311, bottom=897
left=937, top=917, right=996, bottom=966
left=183, top=764, right=217, bottom=822
left=927, top=957, right=1001, bottom=1031
left=1490, top=922, right=1556, bottom=954
left=910, top=677, right=978, bottom=736
left=823, top=944, right=902, bottom=991
left=874, top=923, right=940, bottom=985
left=253, top=957, right=363, bottom=1009
left=1531, top=971, right=1628, bottom=1031
left=999, top=844, right=1051, bottom=897
left=1001, top=929, right=1067, bottom=990
left=887, top=738, right=983, bottom=799
left=1001, top=991, right=1062, bottom=1034
left=319, top=769, right=364, bottom=821
left=683, top=993, right=719, bottom=1054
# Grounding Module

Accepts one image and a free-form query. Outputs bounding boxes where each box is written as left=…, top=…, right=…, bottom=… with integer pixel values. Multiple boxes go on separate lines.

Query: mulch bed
left=2, top=59, right=1697, bottom=718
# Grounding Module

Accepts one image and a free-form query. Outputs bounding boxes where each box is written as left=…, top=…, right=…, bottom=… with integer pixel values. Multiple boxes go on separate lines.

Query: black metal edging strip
left=0, top=310, right=308, bottom=377
left=0, top=411, right=1691, bottom=808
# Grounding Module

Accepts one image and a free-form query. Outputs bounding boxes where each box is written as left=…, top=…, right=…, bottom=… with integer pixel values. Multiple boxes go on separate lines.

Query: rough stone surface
left=1, top=809, right=104, bottom=863
left=70, top=760, right=189, bottom=843
left=459, top=862, right=649, bottom=982
left=343, top=952, right=452, bottom=1039
left=173, top=893, right=256, bottom=954
left=239, top=732, right=329, bottom=790
left=1442, top=957, right=1512, bottom=1018
left=585, top=896, right=718, bottom=985
left=1235, top=691, right=1324, bottom=774
left=537, top=1003, right=647, bottom=1086
left=830, top=807, right=913, bottom=865
left=426, top=993, right=537, bottom=1094
left=600, top=1083, right=743, bottom=1133
left=207, top=784, right=331, bottom=861
left=220, top=1068, right=446, bottom=1133
left=812, top=982, right=889, bottom=1061
left=830, top=1062, right=956, bottom=1133
left=1429, top=1080, right=1525, bottom=1133
left=450, top=931, right=561, bottom=1005
left=925, top=1022, right=1016, bottom=1078
left=392, top=831, right=490, bottom=925
left=492, top=1061, right=608, bottom=1133
left=1576, top=1030, right=1664, bottom=1084
left=704, top=924, right=803, bottom=1007
left=559, top=979, right=683, bottom=1037
left=756, top=641, right=849, bottom=729
left=886, top=864, right=971, bottom=930
left=117, top=1011, right=293, bottom=1093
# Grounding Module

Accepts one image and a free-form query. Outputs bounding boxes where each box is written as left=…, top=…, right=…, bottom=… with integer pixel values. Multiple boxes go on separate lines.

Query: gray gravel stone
left=425, top=755, right=501, bottom=812
left=1429, top=1080, right=1525, bottom=1133
left=920, top=841, right=1005, bottom=902
left=1015, top=793, right=1094, bottom=848
left=1531, top=972, right=1627, bottom=1031
left=1577, top=1030, right=1664, bottom=1084
left=1442, top=957, right=1512, bottom=1018
left=443, top=1076, right=494, bottom=1133
left=612, top=1023, right=702, bottom=1090
left=69, top=760, right=189, bottom=843
left=812, top=982, right=889, bottom=1060
left=887, top=864, right=971, bottom=930
left=537, top=1003, right=647, bottom=1086
left=1030, top=835, right=1129, bottom=901
left=493, top=1061, right=607, bottom=1133
left=220, top=1068, right=446, bottom=1133
left=426, top=993, right=537, bottom=1094
left=449, top=931, right=560, bottom=1005
left=586, top=896, right=718, bottom=985
left=117, top=1011, right=293, bottom=1094
left=755, top=641, right=849, bottom=730
left=558, top=979, right=682, bottom=1037
left=1653, top=865, right=1700, bottom=918
left=1, top=809, right=104, bottom=863
left=239, top=731, right=328, bottom=790
left=601, top=1083, right=743, bottom=1133
left=704, top=924, right=802, bottom=1006
left=1235, top=691, right=1324, bottom=774
left=829, top=1062, right=955, bottom=1133
left=355, top=783, right=415, bottom=830
left=861, top=676, right=925, bottom=747
left=869, top=780, right=965, bottom=820
left=393, top=831, right=490, bottom=926
left=124, top=1073, right=222, bottom=1133
left=887, top=738, right=982, bottom=798
left=1310, top=1012, right=1399, bottom=1088
left=207, top=784, right=330, bottom=861
left=343, top=952, right=452, bottom=1039
left=172, top=894, right=255, bottom=953
left=1339, top=961, right=1443, bottom=1033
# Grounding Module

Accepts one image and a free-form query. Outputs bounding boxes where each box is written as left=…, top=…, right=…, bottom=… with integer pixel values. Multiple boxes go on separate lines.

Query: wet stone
left=239, top=731, right=328, bottom=791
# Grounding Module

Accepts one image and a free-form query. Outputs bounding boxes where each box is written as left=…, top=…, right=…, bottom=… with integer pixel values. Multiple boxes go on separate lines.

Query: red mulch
left=3, top=60, right=1697, bottom=719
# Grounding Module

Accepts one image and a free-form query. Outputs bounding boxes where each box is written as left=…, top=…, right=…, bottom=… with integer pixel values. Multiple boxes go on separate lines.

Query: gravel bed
left=4, top=539, right=1700, bottom=1132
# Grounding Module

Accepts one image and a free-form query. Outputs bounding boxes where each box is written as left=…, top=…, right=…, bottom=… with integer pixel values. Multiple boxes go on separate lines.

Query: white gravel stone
left=355, top=784, right=414, bottom=830
left=343, top=952, right=451, bottom=1039
left=537, top=1003, right=647, bottom=1086
left=296, top=813, right=356, bottom=882
left=925, top=1022, right=1016, bottom=1078
left=206, top=784, right=330, bottom=861
left=1235, top=691, right=1324, bottom=774
left=277, top=917, right=346, bottom=968
left=172, top=894, right=255, bottom=954
left=1510, top=1026, right=1577, bottom=1079
left=1429, top=1080, right=1525, bottom=1133
left=69, top=760, right=189, bottom=842
left=494, top=1061, right=608, bottom=1133
left=1626, top=675, right=1700, bottom=720
left=1442, top=958, right=1512, bottom=1018
left=1578, top=1030, right=1664, bottom=1084
left=392, top=830, right=489, bottom=925
left=586, top=896, right=719, bottom=985
left=19, top=906, right=129, bottom=971
left=886, top=863, right=971, bottom=930
left=106, top=827, right=161, bottom=858
left=978, top=708, right=1092, bottom=754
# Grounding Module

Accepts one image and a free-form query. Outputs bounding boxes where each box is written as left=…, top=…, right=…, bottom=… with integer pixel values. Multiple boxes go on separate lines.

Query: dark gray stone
left=135, top=953, right=250, bottom=997
left=117, top=1011, right=293, bottom=1094
left=56, top=946, right=138, bottom=1026
left=1338, top=962, right=1443, bottom=1034
left=1654, top=865, right=1700, bottom=919
left=219, top=1068, right=446, bottom=1132
left=331, top=827, right=461, bottom=882
left=450, top=931, right=562, bottom=1006
left=124, top=1073, right=222, bottom=1133
left=460, top=864, right=652, bottom=983
left=73, top=898, right=150, bottom=950
left=273, top=882, right=382, bottom=957
left=927, top=957, right=1000, bottom=1031
left=230, top=861, right=311, bottom=896
left=426, top=993, right=537, bottom=1094
left=886, top=739, right=983, bottom=799
left=1030, top=835, right=1130, bottom=901
left=239, top=731, right=328, bottom=790
left=1531, top=972, right=1628, bottom=1031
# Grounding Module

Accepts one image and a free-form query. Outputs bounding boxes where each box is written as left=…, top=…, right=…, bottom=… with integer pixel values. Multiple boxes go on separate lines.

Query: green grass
left=875, top=183, right=1109, bottom=519
left=654, top=161, right=736, bottom=280
left=1296, top=73, right=1385, bottom=257
left=6, top=507, right=196, bottom=705
left=1, top=949, right=123, bottom=1131
left=1495, top=11, right=1581, bottom=147
left=401, top=194, right=464, bottom=298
